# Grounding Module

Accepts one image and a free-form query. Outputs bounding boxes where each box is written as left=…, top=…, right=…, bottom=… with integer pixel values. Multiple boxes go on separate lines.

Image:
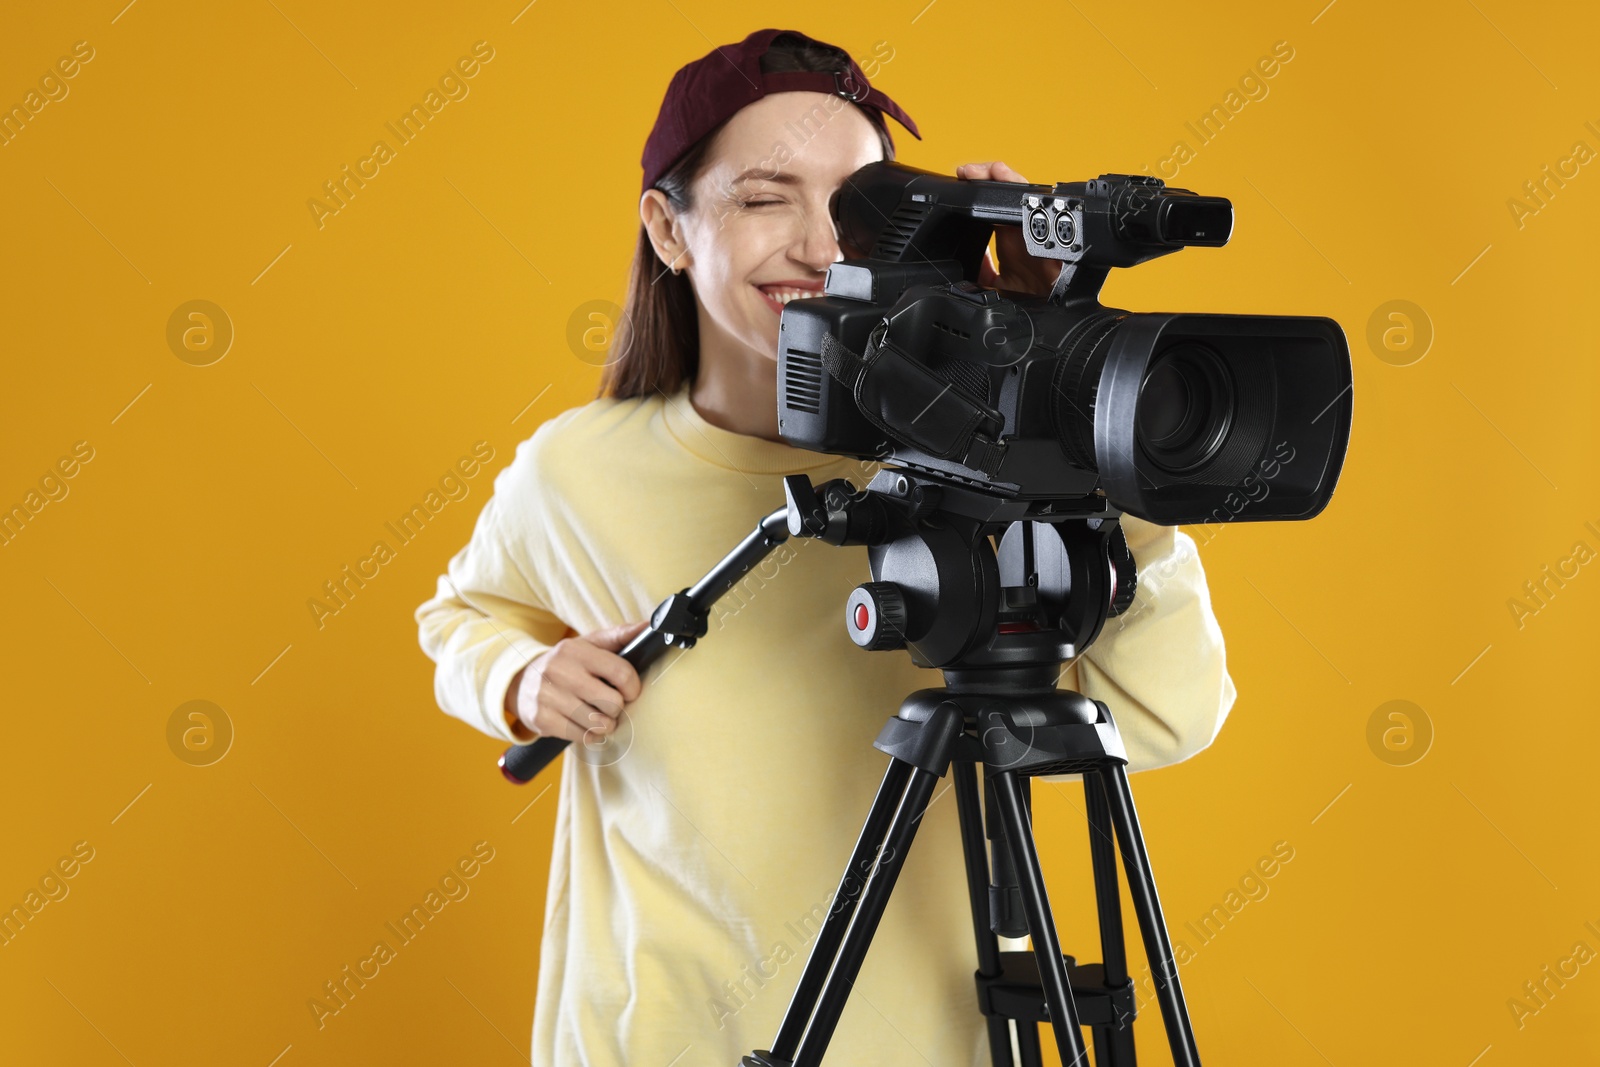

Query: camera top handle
left=833, top=160, right=1233, bottom=305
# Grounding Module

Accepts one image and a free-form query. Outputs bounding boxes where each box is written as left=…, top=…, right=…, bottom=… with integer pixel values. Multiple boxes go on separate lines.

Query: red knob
left=846, top=582, right=908, bottom=651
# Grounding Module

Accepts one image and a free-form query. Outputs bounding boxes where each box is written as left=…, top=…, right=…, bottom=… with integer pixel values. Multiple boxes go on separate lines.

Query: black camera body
left=776, top=161, right=1353, bottom=527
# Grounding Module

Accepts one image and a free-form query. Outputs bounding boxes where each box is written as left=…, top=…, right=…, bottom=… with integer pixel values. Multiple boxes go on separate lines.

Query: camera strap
left=820, top=331, right=1008, bottom=477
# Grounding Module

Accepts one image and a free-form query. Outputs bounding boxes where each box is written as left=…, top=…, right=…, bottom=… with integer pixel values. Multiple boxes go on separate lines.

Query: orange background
left=2, top=1, right=1596, bottom=1064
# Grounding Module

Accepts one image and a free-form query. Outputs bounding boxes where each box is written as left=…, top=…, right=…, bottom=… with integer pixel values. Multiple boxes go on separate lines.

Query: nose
left=794, top=197, right=844, bottom=274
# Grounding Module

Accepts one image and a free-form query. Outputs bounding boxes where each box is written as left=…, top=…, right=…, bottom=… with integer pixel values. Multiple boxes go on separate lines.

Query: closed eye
left=741, top=199, right=783, bottom=208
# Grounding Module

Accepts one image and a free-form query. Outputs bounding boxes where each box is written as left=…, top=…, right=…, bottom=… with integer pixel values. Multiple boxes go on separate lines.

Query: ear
left=640, top=189, right=691, bottom=273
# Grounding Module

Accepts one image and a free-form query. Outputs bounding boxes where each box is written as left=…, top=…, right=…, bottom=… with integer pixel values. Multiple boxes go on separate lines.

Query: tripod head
left=783, top=467, right=1137, bottom=675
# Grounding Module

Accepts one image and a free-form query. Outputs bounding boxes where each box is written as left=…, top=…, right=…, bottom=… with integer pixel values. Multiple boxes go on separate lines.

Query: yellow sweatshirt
left=414, top=381, right=1236, bottom=1066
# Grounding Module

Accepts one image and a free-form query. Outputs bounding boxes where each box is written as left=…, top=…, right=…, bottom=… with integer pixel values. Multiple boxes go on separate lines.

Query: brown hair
left=598, top=33, right=898, bottom=401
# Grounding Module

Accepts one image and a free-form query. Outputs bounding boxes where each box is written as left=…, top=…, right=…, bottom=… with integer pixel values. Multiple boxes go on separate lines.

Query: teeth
left=763, top=288, right=823, bottom=304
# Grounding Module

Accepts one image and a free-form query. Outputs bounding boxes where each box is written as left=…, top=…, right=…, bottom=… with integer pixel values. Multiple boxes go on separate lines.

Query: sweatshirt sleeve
left=1039, top=514, right=1237, bottom=780
left=414, top=435, right=573, bottom=744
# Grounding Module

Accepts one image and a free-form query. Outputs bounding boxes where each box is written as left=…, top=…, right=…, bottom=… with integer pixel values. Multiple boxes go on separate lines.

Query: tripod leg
left=1014, top=1018, right=1045, bottom=1066
left=988, top=769, right=1090, bottom=1067
left=789, top=763, right=943, bottom=1067
left=954, top=761, right=1014, bottom=1065
left=986, top=773, right=1027, bottom=937
left=762, top=756, right=914, bottom=1063
left=1102, top=762, right=1201, bottom=1067
left=1085, top=768, right=1138, bottom=1066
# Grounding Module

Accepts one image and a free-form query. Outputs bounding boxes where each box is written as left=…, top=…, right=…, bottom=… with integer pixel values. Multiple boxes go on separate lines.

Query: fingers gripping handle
left=496, top=497, right=807, bottom=784
left=497, top=628, right=666, bottom=784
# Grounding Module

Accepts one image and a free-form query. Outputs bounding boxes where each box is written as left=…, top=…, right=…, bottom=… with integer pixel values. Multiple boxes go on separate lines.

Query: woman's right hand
left=504, top=620, right=649, bottom=743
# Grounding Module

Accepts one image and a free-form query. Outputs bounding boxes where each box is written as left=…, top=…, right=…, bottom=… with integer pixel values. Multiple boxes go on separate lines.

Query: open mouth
left=755, top=284, right=826, bottom=315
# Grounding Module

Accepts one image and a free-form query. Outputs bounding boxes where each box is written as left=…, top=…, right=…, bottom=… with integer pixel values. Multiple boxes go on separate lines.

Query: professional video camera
left=775, top=160, right=1352, bottom=525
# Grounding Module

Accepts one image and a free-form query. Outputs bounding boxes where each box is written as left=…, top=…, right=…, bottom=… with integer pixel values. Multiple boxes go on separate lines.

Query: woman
left=415, top=28, right=1236, bottom=1066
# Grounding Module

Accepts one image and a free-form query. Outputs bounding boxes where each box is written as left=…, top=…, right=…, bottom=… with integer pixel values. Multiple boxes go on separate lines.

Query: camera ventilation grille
left=874, top=202, right=929, bottom=260
left=784, top=349, right=824, bottom=414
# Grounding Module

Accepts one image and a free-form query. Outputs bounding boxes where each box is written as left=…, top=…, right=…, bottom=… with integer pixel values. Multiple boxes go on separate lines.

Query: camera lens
left=1081, top=312, right=1347, bottom=523
left=1135, top=343, right=1234, bottom=474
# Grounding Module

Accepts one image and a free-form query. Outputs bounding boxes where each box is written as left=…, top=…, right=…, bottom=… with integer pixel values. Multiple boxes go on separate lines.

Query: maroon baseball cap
left=640, top=28, right=921, bottom=194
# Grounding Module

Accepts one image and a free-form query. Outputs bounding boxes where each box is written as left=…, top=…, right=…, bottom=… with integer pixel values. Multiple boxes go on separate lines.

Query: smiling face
left=641, top=91, right=886, bottom=368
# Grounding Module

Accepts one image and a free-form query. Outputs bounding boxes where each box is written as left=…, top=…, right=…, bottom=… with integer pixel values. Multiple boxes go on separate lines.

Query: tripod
left=739, top=660, right=1197, bottom=1067
left=739, top=470, right=1201, bottom=1067
left=493, top=466, right=1204, bottom=1064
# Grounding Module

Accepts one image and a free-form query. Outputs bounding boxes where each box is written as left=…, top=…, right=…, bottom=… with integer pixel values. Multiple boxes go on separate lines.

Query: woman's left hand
left=955, top=161, right=1061, bottom=298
